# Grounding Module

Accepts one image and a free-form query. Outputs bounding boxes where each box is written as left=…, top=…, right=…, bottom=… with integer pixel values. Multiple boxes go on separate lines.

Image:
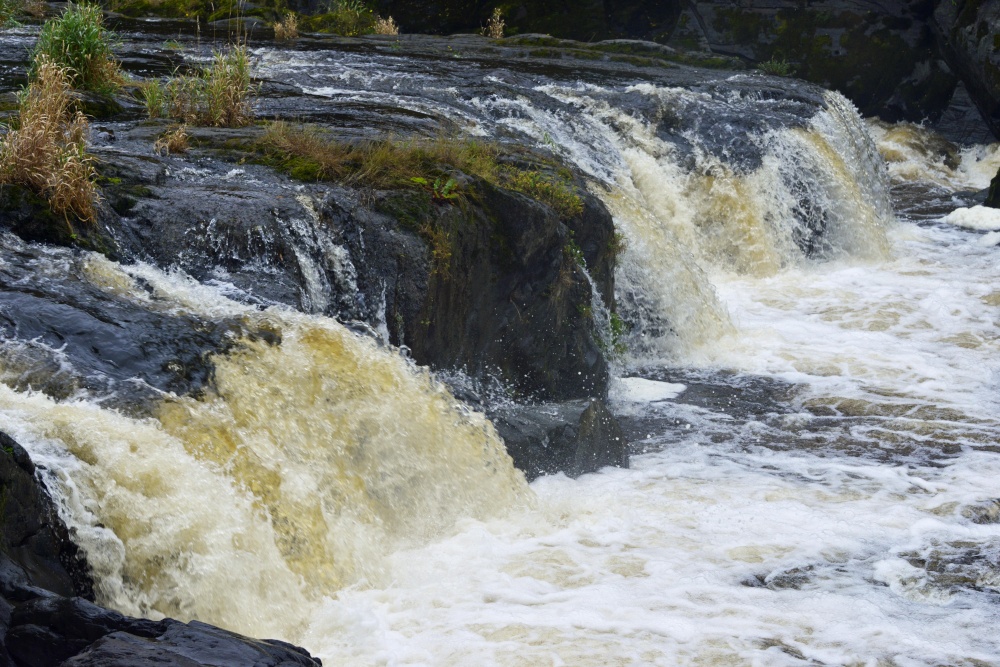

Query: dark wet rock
left=66, top=119, right=617, bottom=402
left=331, top=178, right=615, bottom=401
left=962, top=499, right=1000, bottom=524
left=0, top=433, right=92, bottom=603
left=0, top=432, right=322, bottom=667
left=932, top=0, right=1000, bottom=141
left=491, top=399, right=627, bottom=480
left=984, top=167, right=1000, bottom=209
left=931, top=81, right=998, bottom=145
left=0, top=234, right=276, bottom=407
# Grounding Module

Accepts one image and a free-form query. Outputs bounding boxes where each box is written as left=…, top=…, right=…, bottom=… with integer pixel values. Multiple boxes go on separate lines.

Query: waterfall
left=0, top=248, right=530, bottom=641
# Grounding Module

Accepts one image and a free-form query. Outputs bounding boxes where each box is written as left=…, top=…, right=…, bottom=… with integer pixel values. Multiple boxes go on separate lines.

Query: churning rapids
left=4, top=27, right=1000, bottom=665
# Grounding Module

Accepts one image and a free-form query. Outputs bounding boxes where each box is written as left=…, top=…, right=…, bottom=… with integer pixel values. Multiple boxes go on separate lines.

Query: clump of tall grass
left=273, top=12, right=298, bottom=40
left=0, top=57, right=98, bottom=223
left=142, top=45, right=255, bottom=127
left=483, top=7, right=504, bottom=39
left=31, top=2, right=123, bottom=94
left=374, top=15, right=398, bottom=35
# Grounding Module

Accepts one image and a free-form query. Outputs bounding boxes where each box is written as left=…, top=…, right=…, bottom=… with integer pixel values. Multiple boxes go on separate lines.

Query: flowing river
left=2, top=29, right=1000, bottom=665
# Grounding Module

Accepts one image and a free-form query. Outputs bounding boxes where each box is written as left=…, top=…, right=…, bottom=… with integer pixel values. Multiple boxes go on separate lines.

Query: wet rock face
left=330, top=179, right=615, bottom=402
left=0, top=432, right=323, bottom=667
left=986, top=169, right=1000, bottom=209
left=62, top=120, right=616, bottom=403
left=932, top=0, right=1000, bottom=140
left=0, top=234, right=274, bottom=409
left=491, top=399, right=628, bottom=480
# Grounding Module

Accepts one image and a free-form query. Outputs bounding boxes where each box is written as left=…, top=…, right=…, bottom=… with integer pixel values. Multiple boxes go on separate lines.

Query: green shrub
left=31, top=2, right=123, bottom=94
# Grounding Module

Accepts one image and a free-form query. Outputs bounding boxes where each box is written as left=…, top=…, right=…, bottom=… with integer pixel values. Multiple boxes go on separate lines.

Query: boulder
left=330, top=177, right=615, bottom=401
left=987, top=168, right=1000, bottom=209
left=932, top=0, right=1000, bottom=140
left=491, top=399, right=628, bottom=480
left=0, top=432, right=322, bottom=667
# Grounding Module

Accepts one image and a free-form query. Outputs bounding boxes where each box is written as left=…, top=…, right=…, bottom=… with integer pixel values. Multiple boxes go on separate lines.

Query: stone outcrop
left=29, top=123, right=618, bottom=404
left=931, top=0, right=1000, bottom=140
left=0, top=432, right=323, bottom=667
left=986, top=168, right=1000, bottom=209
left=491, top=399, right=628, bottom=481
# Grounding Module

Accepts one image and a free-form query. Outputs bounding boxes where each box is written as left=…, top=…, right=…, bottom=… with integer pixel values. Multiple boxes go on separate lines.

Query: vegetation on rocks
left=273, top=12, right=298, bottom=40
left=0, top=58, right=98, bottom=224
left=256, top=122, right=584, bottom=218
left=142, top=45, right=255, bottom=127
left=31, top=2, right=123, bottom=95
left=482, top=7, right=504, bottom=39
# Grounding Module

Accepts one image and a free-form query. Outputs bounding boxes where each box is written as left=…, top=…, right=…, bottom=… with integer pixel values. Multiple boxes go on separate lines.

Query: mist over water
left=2, top=39, right=1000, bottom=666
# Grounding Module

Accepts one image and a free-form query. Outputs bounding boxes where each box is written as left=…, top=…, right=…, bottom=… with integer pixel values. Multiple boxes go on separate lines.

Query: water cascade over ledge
left=2, top=27, right=999, bottom=665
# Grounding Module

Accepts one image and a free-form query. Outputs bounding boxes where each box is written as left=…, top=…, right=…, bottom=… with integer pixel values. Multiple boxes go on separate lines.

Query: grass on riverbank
left=256, top=122, right=583, bottom=218
left=0, top=58, right=98, bottom=223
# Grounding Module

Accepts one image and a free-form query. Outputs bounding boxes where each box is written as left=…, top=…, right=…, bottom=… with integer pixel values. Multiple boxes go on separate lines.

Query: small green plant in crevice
left=31, top=2, right=124, bottom=95
left=143, top=44, right=255, bottom=127
left=608, top=312, right=628, bottom=356
left=0, top=57, right=99, bottom=224
left=420, top=222, right=452, bottom=278
left=411, top=176, right=459, bottom=202
left=564, top=237, right=585, bottom=267
left=607, top=230, right=627, bottom=259
left=757, top=57, right=795, bottom=77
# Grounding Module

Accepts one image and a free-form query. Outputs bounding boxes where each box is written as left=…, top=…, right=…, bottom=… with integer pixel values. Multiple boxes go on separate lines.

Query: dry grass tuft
left=374, top=15, right=398, bottom=35
left=273, top=12, right=298, bottom=41
left=0, top=57, right=98, bottom=223
left=483, top=7, right=504, bottom=39
left=154, top=125, right=189, bottom=155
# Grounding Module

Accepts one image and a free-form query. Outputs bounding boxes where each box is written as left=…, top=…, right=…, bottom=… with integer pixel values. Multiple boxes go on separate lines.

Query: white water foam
left=944, top=205, right=1000, bottom=231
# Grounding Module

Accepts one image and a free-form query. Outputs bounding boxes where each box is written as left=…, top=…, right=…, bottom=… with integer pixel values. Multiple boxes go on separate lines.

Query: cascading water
left=1, top=243, right=529, bottom=640
left=2, top=30, right=1000, bottom=665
